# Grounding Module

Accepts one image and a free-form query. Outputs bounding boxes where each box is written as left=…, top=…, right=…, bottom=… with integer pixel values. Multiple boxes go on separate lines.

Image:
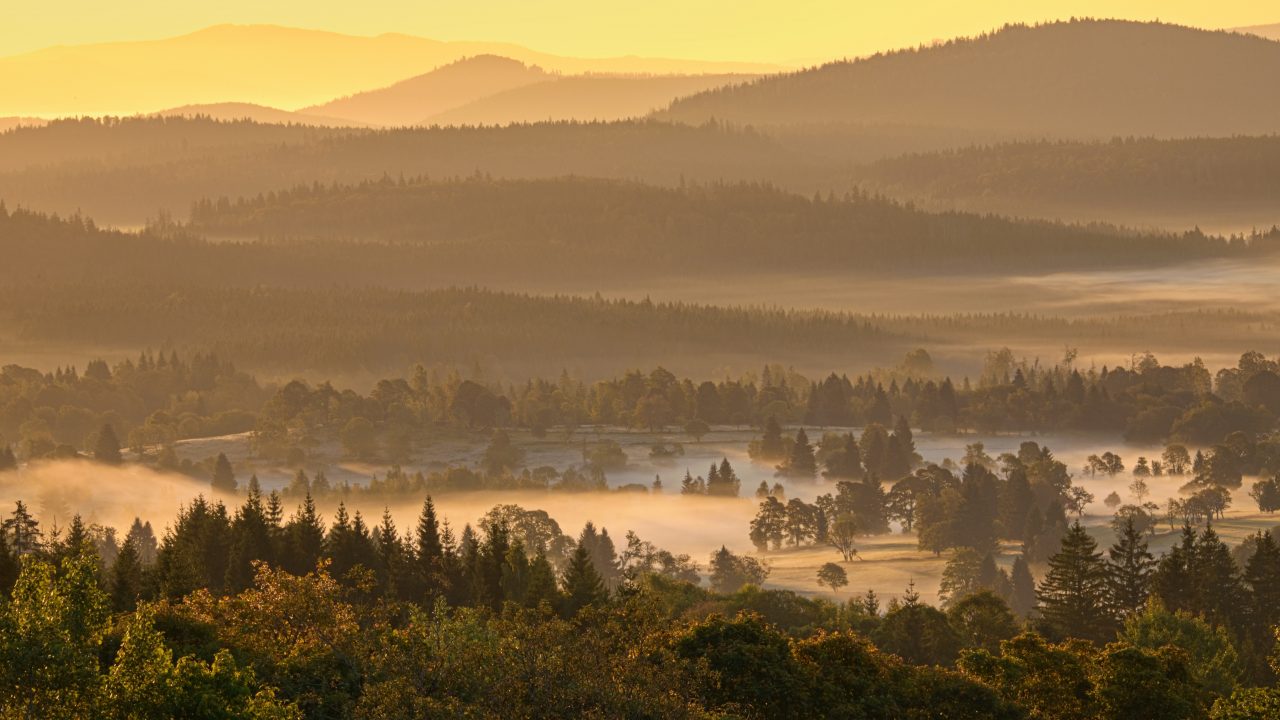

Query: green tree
left=1120, top=600, right=1242, bottom=699
left=816, top=562, right=848, bottom=594
left=211, top=452, right=237, bottom=494
left=561, top=541, right=608, bottom=616
left=947, top=590, right=1018, bottom=653
left=779, top=427, right=817, bottom=479
left=1037, top=521, right=1116, bottom=642
left=92, top=423, right=123, bottom=464
left=1108, top=515, right=1155, bottom=618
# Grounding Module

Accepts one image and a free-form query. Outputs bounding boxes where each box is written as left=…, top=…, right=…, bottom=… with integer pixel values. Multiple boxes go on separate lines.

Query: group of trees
left=4, top=490, right=1280, bottom=718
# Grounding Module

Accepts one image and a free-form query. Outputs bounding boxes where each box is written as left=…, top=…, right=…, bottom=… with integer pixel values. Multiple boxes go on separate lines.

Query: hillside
left=151, top=102, right=367, bottom=127
left=424, top=74, right=754, bottom=126
left=0, top=118, right=820, bottom=224
left=301, top=55, right=551, bottom=127
left=660, top=20, right=1280, bottom=139
left=855, top=136, right=1280, bottom=231
left=0, top=24, right=782, bottom=116
left=1234, top=22, right=1280, bottom=41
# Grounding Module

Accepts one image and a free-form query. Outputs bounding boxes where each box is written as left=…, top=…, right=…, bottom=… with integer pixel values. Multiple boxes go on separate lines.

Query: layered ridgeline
left=3, top=204, right=1276, bottom=376
left=0, top=24, right=779, bottom=116
left=660, top=20, right=1280, bottom=139
left=0, top=118, right=812, bottom=224
left=855, top=136, right=1280, bottom=230
left=184, top=176, right=1260, bottom=276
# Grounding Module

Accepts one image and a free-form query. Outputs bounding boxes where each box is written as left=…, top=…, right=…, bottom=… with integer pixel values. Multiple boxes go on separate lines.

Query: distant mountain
left=424, top=74, right=754, bottom=126
left=152, top=102, right=366, bottom=128
left=1234, top=23, right=1280, bottom=41
left=0, top=24, right=783, bottom=116
left=660, top=20, right=1280, bottom=139
left=301, top=55, right=550, bottom=127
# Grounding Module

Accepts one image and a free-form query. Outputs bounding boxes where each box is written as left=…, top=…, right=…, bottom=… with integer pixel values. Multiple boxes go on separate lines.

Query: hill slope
left=424, top=74, right=753, bottom=126
left=660, top=20, right=1280, bottom=139
left=301, top=55, right=550, bottom=127
left=151, top=102, right=366, bottom=127
left=0, top=24, right=783, bottom=116
left=855, top=136, right=1280, bottom=231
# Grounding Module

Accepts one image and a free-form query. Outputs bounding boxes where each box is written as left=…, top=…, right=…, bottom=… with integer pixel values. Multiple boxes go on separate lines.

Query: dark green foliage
left=1036, top=522, right=1117, bottom=643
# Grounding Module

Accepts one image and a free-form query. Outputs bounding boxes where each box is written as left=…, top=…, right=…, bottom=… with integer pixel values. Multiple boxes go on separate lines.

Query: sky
left=5, top=0, right=1277, bottom=64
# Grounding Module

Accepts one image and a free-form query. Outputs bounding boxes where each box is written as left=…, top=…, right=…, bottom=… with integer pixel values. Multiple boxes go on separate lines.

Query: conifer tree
left=524, top=550, right=561, bottom=609
left=781, top=428, right=817, bottom=478
left=1036, top=521, right=1116, bottom=642
left=282, top=493, right=324, bottom=575
left=374, top=507, right=409, bottom=599
left=1244, top=531, right=1280, bottom=637
left=93, top=424, right=122, bottom=465
left=2, top=501, right=42, bottom=555
left=1107, top=516, right=1155, bottom=618
left=759, top=416, right=785, bottom=460
left=1009, top=555, right=1036, bottom=618
left=415, top=496, right=444, bottom=599
left=561, top=541, right=608, bottom=616
left=110, top=537, right=143, bottom=612
left=226, top=476, right=273, bottom=591
left=210, top=452, right=236, bottom=494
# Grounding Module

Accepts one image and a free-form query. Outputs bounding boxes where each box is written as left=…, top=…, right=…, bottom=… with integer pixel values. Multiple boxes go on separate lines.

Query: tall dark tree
left=92, top=424, right=122, bottom=465
left=1036, top=521, right=1116, bottom=642
left=823, top=433, right=864, bottom=480
left=226, top=476, right=273, bottom=591
left=211, top=452, right=237, bottom=494
left=281, top=493, right=324, bottom=575
left=781, top=428, right=817, bottom=479
left=1009, top=555, right=1036, bottom=618
left=415, top=496, right=445, bottom=601
left=1244, top=531, right=1280, bottom=638
left=110, top=537, right=143, bottom=612
left=3, top=501, right=43, bottom=556
left=561, top=541, right=608, bottom=617
left=1107, top=516, right=1155, bottom=618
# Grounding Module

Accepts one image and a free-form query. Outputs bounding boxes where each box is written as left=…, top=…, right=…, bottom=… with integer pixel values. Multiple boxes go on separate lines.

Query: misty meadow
left=3, top=8, right=1280, bottom=720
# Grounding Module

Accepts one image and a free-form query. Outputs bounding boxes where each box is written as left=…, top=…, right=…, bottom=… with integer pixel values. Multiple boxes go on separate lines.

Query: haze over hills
left=150, top=102, right=367, bottom=128
left=659, top=20, right=1280, bottom=140
left=854, top=136, right=1280, bottom=232
left=424, top=74, right=755, bottom=126
left=300, top=55, right=552, bottom=127
left=1234, top=22, right=1280, bottom=41
left=0, top=24, right=784, bottom=116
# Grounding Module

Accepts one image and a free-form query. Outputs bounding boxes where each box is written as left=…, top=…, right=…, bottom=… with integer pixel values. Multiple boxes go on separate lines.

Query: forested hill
left=660, top=20, right=1280, bottom=138
left=186, top=176, right=1266, bottom=276
left=854, top=136, right=1280, bottom=229
left=0, top=118, right=813, bottom=224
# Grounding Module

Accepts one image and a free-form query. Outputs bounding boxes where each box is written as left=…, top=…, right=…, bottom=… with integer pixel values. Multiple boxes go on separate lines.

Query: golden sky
left=5, top=0, right=1276, bottom=63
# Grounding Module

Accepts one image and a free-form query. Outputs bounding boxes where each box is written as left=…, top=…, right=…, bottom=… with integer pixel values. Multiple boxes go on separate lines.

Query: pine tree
left=93, top=424, right=122, bottom=465
left=1152, top=524, right=1198, bottom=614
left=415, top=496, right=444, bottom=600
left=111, top=537, right=144, bottom=612
left=282, top=493, right=324, bottom=575
left=823, top=433, right=864, bottom=480
left=713, top=458, right=740, bottom=497
left=1036, top=521, right=1116, bottom=642
left=210, top=452, right=236, bottom=494
left=524, top=550, right=561, bottom=608
left=561, top=541, right=608, bottom=616
left=759, top=416, right=785, bottom=460
left=1195, top=524, right=1246, bottom=628
left=2, top=501, right=42, bottom=555
left=226, top=476, right=273, bottom=591
left=1244, top=531, right=1280, bottom=637
left=782, top=428, right=817, bottom=478
left=1107, top=516, right=1155, bottom=617
left=1009, top=555, right=1036, bottom=618
left=999, top=468, right=1033, bottom=541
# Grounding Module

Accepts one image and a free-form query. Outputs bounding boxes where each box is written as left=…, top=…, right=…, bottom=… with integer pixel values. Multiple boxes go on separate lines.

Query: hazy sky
left=5, top=0, right=1276, bottom=63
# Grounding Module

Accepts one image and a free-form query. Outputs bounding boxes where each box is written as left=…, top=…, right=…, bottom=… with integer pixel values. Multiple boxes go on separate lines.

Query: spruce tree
left=93, top=423, right=122, bottom=465
left=1244, top=531, right=1280, bottom=637
left=561, top=541, right=608, bottom=616
left=759, top=416, right=785, bottom=459
left=524, top=550, right=561, bottom=609
left=1195, top=525, right=1246, bottom=629
left=282, top=493, right=324, bottom=575
left=1036, top=521, right=1116, bottom=642
left=415, top=496, right=444, bottom=599
left=782, top=428, right=817, bottom=478
left=1152, top=524, right=1198, bottom=614
left=1107, top=516, right=1155, bottom=618
left=1009, top=555, right=1036, bottom=618
left=111, top=537, right=144, bottom=612
left=211, top=452, right=236, bottom=494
